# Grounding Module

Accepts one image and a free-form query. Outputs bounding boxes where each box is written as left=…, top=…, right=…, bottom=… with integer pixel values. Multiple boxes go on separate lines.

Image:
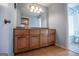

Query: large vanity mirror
left=16, top=3, right=48, bottom=28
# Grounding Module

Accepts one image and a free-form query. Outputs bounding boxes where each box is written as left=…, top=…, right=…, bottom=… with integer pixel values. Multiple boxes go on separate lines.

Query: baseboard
left=8, top=52, right=14, bottom=56
left=55, top=43, right=67, bottom=49
left=0, top=53, right=8, bottom=56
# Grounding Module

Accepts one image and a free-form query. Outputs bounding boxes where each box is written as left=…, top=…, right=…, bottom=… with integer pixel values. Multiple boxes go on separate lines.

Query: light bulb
left=29, top=5, right=43, bottom=13
left=34, top=9, right=37, bottom=13
left=39, top=8, right=42, bottom=12
left=37, top=10, right=40, bottom=13
left=35, top=7, right=38, bottom=10
left=31, top=6, right=35, bottom=9
left=30, top=9, right=33, bottom=12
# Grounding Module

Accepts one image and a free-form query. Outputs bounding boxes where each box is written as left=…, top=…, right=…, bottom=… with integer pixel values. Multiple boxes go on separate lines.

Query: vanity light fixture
left=29, top=5, right=43, bottom=13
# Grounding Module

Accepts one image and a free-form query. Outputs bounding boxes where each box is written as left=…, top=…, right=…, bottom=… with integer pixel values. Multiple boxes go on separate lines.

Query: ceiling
left=38, top=3, right=52, bottom=7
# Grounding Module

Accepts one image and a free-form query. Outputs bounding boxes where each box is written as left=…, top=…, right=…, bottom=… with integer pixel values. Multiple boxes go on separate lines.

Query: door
left=0, top=4, right=16, bottom=55
left=0, top=4, right=11, bottom=55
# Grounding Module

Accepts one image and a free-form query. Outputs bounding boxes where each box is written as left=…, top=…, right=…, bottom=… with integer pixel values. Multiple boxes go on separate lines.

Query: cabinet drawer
left=14, top=29, right=29, bottom=35
left=41, top=29, right=48, bottom=34
left=30, top=29, right=40, bottom=34
left=48, top=29, right=56, bottom=34
left=30, top=34, right=39, bottom=37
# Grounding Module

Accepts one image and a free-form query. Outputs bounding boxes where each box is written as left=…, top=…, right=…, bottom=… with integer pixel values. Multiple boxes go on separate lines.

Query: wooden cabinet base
left=13, top=28, right=56, bottom=54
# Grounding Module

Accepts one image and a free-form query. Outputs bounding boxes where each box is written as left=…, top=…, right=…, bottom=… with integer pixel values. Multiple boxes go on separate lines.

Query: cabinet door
left=30, top=36, right=39, bottom=49
left=48, top=29, right=56, bottom=45
left=14, top=35, right=29, bottom=53
left=30, top=29, right=40, bottom=49
left=30, top=29, right=40, bottom=35
left=40, top=29, right=48, bottom=47
left=48, top=34, right=55, bottom=45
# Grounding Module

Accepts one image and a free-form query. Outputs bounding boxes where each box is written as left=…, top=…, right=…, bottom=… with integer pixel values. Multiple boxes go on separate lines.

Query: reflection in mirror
left=20, top=17, right=29, bottom=28
left=16, top=3, right=48, bottom=28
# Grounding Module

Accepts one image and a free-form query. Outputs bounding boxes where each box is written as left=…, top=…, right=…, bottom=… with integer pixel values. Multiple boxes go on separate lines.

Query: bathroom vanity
left=13, top=28, right=56, bottom=54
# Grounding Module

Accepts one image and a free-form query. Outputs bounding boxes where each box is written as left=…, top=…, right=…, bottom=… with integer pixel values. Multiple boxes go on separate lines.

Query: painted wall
left=16, top=4, right=21, bottom=27
left=48, top=3, right=68, bottom=48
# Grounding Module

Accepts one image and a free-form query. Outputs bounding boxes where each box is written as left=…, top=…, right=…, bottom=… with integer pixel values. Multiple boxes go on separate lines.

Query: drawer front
left=41, top=29, right=48, bottom=34
left=48, top=29, right=56, bottom=34
left=14, top=29, right=29, bottom=35
left=30, top=29, right=40, bottom=34
left=30, top=34, right=39, bottom=37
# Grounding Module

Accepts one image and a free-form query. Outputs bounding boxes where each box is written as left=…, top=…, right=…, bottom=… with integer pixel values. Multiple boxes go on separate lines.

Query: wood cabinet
left=13, top=29, right=30, bottom=53
left=13, top=28, right=56, bottom=54
left=40, top=29, right=48, bottom=47
left=30, top=37, right=39, bottom=49
left=48, top=29, right=56, bottom=45
left=14, top=36, right=29, bottom=53
left=30, top=29, right=40, bottom=49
